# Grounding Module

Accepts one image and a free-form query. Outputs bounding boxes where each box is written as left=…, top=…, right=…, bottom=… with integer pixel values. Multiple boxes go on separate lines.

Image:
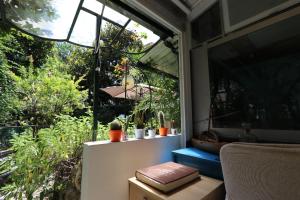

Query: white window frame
left=222, top=0, right=300, bottom=33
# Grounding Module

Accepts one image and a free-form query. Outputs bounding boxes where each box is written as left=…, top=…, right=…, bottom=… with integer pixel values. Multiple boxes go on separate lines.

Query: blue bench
left=172, top=147, right=223, bottom=180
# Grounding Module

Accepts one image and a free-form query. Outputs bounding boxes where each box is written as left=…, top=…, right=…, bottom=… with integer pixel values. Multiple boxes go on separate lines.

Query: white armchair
left=220, top=143, right=300, bottom=200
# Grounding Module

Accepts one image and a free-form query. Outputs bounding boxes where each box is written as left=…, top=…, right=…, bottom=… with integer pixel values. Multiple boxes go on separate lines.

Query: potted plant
left=147, top=116, right=156, bottom=138
left=148, top=126, right=156, bottom=138
left=122, top=115, right=131, bottom=141
left=109, top=120, right=122, bottom=142
left=134, top=112, right=145, bottom=139
left=158, top=111, right=168, bottom=136
left=171, top=120, right=177, bottom=135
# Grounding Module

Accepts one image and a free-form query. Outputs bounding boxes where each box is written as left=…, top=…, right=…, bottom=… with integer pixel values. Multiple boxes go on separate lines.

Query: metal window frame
left=0, top=0, right=177, bottom=141
left=1, top=0, right=168, bottom=50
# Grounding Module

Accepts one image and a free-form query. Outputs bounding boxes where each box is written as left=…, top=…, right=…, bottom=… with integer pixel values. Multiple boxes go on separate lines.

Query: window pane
left=83, top=0, right=103, bottom=14
left=69, top=11, right=96, bottom=47
left=100, top=20, right=121, bottom=43
left=103, top=6, right=128, bottom=26
left=4, top=0, right=81, bottom=39
left=126, top=21, right=160, bottom=45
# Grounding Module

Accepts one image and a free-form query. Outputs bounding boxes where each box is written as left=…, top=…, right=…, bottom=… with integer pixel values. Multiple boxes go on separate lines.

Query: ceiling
left=179, top=0, right=203, bottom=10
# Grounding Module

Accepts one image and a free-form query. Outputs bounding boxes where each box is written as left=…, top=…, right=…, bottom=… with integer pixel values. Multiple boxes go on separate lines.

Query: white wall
left=81, top=135, right=181, bottom=200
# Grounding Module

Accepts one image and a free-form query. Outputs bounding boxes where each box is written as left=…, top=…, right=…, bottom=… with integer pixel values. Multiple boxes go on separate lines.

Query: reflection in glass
left=100, top=20, right=121, bottom=44
left=4, top=0, right=81, bottom=39
left=209, top=15, right=300, bottom=130
left=126, top=21, right=160, bottom=45
left=103, top=6, right=129, bottom=26
left=83, top=0, right=103, bottom=14
left=69, top=11, right=96, bottom=47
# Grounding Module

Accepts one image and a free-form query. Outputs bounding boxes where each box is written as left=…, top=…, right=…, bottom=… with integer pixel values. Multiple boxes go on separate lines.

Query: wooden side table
left=129, top=176, right=225, bottom=200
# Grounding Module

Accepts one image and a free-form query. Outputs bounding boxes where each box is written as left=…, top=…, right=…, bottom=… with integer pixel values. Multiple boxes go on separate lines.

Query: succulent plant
left=158, top=111, right=165, bottom=128
left=110, top=120, right=122, bottom=130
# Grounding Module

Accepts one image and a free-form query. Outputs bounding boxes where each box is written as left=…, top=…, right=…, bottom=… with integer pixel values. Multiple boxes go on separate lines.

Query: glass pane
left=103, top=6, right=128, bottom=26
left=4, top=0, right=81, bottom=39
left=69, top=11, right=96, bottom=47
left=126, top=21, right=160, bottom=45
left=100, top=20, right=122, bottom=43
left=83, top=0, right=103, bottom=14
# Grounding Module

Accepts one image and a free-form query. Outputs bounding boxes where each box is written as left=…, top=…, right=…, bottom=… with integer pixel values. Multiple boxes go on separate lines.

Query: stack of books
left=135, top=162, right=199, bottom=193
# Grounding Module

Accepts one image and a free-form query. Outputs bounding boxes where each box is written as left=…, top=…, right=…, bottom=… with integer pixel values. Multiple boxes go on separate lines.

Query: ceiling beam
left=189, top=0, right=217, bottom=21
left=171, top=0, right=191, bottom=15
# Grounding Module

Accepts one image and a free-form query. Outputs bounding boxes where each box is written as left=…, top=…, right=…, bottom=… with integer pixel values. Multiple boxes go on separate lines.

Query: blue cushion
left=172, top=148, right=223, bottom=180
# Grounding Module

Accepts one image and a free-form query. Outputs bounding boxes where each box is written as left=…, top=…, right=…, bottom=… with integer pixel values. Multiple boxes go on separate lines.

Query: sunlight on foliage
left=11, top=64, right=88, bottom=129
left=0, top=115, right=92, bottom=199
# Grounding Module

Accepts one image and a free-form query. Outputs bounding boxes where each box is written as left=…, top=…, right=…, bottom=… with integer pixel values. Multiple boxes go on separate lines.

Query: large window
left=209, top=14, right=300, bottom=130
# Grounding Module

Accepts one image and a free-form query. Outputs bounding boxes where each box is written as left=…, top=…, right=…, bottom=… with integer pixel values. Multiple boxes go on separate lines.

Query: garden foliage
left=0, top=52, right=16, bottom=123
left=11, top=63, right=87, bottom=129
left=0, top=115, right=92, bottom=199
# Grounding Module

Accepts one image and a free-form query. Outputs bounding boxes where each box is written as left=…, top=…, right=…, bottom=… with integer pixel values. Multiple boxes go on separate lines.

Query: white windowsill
left=85, top=134, right=182, bottom=146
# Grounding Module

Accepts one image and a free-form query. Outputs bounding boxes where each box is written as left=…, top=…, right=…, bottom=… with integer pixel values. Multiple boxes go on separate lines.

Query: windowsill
left=85, top=134, right=182, bottom=146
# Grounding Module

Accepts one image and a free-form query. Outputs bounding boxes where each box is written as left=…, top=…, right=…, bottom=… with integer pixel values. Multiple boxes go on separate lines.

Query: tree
left=132, top=68, right=181, bottom=128
left=0, top=52, right=16, bottom=124
left=11, top=59, right=88, bottom=134
left=0, top=28, right=54, bottom=68
left=53, top=23, right=145, bottom=123
left=2, top=0, right=57, bottom=35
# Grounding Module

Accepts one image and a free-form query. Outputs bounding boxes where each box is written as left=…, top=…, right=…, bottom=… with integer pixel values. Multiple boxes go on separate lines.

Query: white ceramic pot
left=121, top=131, right=128, bottom=141
left=135, top=129, right=145, bottom=139
left=171, top=128, right=178, bottom=135
left=148, top=129, right=156, bottom=138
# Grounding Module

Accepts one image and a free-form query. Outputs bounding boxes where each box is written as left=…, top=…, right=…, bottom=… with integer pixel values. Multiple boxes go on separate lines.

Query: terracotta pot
left=159, top=128, right=168, bottom=136
left=109, top=130, right=122, bottom=142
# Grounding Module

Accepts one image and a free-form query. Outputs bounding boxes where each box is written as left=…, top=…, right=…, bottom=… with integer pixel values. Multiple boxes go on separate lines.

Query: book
left=135, top=162, right=200, bottom=193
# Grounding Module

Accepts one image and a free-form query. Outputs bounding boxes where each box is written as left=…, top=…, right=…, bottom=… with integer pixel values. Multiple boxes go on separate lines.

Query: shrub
left=11, top=64, right=87, bottom=131
left=0, top=114, right=92, bottom=199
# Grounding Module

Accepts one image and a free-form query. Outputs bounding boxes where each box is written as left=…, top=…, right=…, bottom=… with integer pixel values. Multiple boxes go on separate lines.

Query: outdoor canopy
left=0, top=0, right=169, bottom=49
left=0, top=0, right=179, bottom=78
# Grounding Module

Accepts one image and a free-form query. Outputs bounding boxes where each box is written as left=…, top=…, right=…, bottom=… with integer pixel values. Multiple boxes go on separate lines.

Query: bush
left=0, top=52, right=17, bottom=124
left=11, top=63, right=88, bottom=130
left=0, top=114, right=92, bottom=199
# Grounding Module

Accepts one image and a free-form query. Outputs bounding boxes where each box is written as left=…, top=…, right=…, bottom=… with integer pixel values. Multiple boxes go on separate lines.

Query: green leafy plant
left=0, top=52, right=17, bottom=124
left=109, top=120, right=122, bottom=130
left=131, top=66, right=181, bottom=130
left=122, top=115, right=132, bottom=133
left=158, top=111, right=165, bottom=128
left=11, top=64, right=87, bottom=134
left=0, top=114, right=93, bottom=199
left=97, top=123, right=110, bottom=141
left=134, top=112, right=145, bottom=129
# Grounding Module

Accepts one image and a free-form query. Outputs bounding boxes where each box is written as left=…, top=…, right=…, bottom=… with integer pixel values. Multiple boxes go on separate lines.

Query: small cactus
left=110, top=120, right=122, bottom=130
left=158, top=111, right=165, bottom=128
